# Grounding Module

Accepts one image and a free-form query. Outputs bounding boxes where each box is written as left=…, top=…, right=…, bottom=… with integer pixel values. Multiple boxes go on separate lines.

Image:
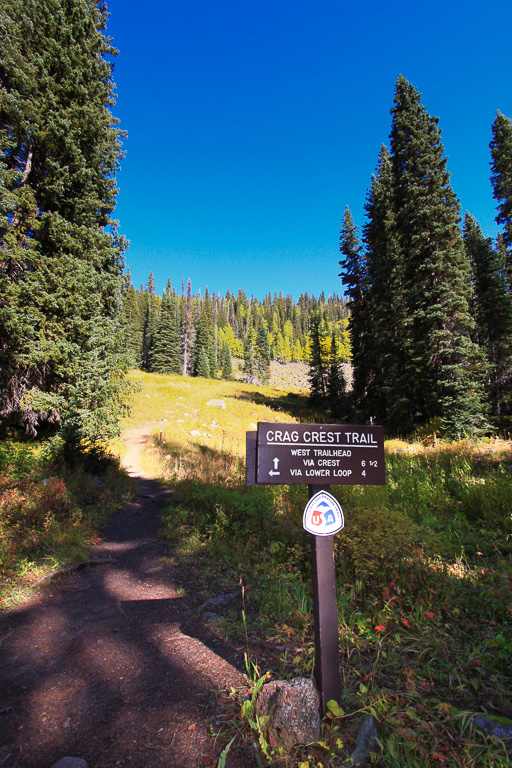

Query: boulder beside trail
left=255, top=677, right=321, bottom=750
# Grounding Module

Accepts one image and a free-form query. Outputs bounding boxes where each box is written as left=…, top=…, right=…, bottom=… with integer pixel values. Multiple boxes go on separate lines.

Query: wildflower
left=426, top=610, right=435, bottom=619
left=375, top=625, right=385, bottom=632
left=401, top=617, right=410, bottom=627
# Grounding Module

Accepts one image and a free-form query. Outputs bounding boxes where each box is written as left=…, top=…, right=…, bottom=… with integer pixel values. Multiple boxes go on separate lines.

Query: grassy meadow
left=127, top=370, right=512, bottom=767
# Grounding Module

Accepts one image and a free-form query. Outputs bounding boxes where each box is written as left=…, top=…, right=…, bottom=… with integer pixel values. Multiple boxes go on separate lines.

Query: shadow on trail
left=0, top=472, right=249, bottom=768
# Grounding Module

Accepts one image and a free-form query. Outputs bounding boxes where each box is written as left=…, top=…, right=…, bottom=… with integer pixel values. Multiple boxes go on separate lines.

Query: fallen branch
left=247, top=638, right=302, bottom=653
left=34, top=558, right=117, bottom=586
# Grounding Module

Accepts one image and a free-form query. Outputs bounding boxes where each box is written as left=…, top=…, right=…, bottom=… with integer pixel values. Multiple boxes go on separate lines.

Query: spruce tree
left=140, top=276, right=159, bottom=370
left=123, top=279, right=144, bottom=369
left=463, top=213, right=512, bottom=419
left=193, top=288, right=215, bottom=377
left=490, top=112, right=512, bottom=263
left=327, top=331, right=346, bottom=417
left=308, top=313, right=327, bottom=403
left=221, top=341, right=233, bottom=379
left=196, top=347, right=210, bottom=378
left=339, top=207, right=369, bottom=418
left=256, top=323, right=271, bottom=383
left=0, top=0, right=129, bottom=443
left=362, top=146, right=411, bottom=428
left=243, top=327, right=257, bottom=383
left=389, top=76, right=485, bottom=436
left=152, top=293, right=181, bottom=375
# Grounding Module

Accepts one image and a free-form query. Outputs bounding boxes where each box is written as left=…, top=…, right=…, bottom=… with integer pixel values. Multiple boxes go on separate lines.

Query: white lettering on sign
left=344, top=432, right=378, bottom=444
left=313, top=449, right=351, bottom=457
left=267, top=430, right=300, bottom=443
left=264, top=430, right=378, bottom=448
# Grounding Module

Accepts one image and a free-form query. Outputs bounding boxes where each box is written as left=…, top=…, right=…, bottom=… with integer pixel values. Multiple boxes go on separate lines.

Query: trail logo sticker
left=303, top=491, right=344, bottom=536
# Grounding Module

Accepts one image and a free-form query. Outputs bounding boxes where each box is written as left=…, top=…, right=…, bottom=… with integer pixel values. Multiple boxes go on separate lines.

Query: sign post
left=308, top=483, right=342, bottom=710
left=246, top=423, right=385, bottom=713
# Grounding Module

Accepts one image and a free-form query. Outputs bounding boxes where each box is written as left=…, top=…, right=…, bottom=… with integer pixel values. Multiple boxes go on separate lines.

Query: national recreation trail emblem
left=303, top=490, right=344, bottom=536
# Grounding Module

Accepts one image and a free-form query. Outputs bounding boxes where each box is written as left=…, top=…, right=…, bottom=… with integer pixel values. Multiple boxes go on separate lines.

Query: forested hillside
left=122, top=275, right=349, bottom=384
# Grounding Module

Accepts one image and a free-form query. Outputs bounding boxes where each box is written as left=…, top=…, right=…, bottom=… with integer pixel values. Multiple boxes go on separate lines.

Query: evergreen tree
left=339, top=207, right=369, bottom=418
left=0, top=0, right=129, bottom=443
left=490, top=112, right=512, bottom=266
left=256, top=323, right=271, bottom=383
left=196, top=346, right=210, bottom=378
left=243, top=327, right=257, bottom=383
left=221, top=341, right=233, bottom=380
left=463, top=213, right=512, bottom=419
left=123, top=280, right=144, bottom=368
left=151, top=292, right=181, bottom=375
left=308, top=313, right=327, bottom=403
left=363, top=145, right=411, bottom=428
left=327, top=331, right=346, bottom=417
left=389, top=76, right=485, bottom=436
left=140, top=277, right=159, bottom=370
left=193, top=288, right=215, bottom=376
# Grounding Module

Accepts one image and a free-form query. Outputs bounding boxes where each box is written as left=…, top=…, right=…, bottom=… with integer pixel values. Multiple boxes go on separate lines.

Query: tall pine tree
left=463, top=213, right=512, bottom=419
left=0, top=0, right=129, bottom=443
left=308, top=312, right=328, bottom=404
left=193, top=288, right=215, bottom=377
left=339, top=207, right=369, bottom=418
left=389, top=76, right=485, bottom=436
left=152, top=292, right=181, bottom=375
left=490, top=112, right=512, bottom=256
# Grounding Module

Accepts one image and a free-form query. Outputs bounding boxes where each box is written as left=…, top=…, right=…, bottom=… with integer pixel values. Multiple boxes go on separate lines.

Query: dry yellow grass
left=120, top=370, right=302, bottom=481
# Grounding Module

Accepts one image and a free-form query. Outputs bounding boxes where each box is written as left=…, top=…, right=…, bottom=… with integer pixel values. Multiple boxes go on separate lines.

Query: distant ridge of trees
left=122, top=277, right=350, bottom=384
left=339, top=75, right=512, bottom=437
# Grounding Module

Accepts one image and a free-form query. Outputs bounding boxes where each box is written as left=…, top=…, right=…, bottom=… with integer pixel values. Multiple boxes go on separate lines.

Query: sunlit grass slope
left=123, top=369, right=310, bottom=481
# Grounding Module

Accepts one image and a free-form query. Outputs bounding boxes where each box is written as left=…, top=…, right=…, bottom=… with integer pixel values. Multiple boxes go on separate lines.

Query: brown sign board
left=247, top=422, right=385, bottom=486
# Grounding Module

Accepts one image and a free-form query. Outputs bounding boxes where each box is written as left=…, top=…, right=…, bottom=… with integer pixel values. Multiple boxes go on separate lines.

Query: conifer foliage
left=341, top=76, right=487, bottom=437
left=0, top=0, right=128, bottom=443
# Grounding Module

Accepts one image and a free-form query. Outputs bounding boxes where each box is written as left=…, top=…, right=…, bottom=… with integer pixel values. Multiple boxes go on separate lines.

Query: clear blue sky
left=106, top=0, right=512, bottom=301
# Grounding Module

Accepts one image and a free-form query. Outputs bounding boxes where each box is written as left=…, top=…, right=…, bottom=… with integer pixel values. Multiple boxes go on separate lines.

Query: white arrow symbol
left=269, top=470, right=281, bottom=476
left=273, top=457, right=279, bottom=470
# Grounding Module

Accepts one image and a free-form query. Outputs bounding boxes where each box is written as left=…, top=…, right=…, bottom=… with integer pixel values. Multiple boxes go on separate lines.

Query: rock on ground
left=255, top=677, right=321, bottom=750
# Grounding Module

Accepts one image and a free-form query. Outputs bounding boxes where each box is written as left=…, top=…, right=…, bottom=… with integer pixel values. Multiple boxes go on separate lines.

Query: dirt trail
left=0, top=426, right=249, bottom=768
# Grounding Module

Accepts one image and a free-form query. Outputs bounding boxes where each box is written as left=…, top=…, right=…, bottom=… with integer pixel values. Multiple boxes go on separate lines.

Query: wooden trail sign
left=246, top=423, right=385, bottom=486
left=246, top=422, right=386, bottom=713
